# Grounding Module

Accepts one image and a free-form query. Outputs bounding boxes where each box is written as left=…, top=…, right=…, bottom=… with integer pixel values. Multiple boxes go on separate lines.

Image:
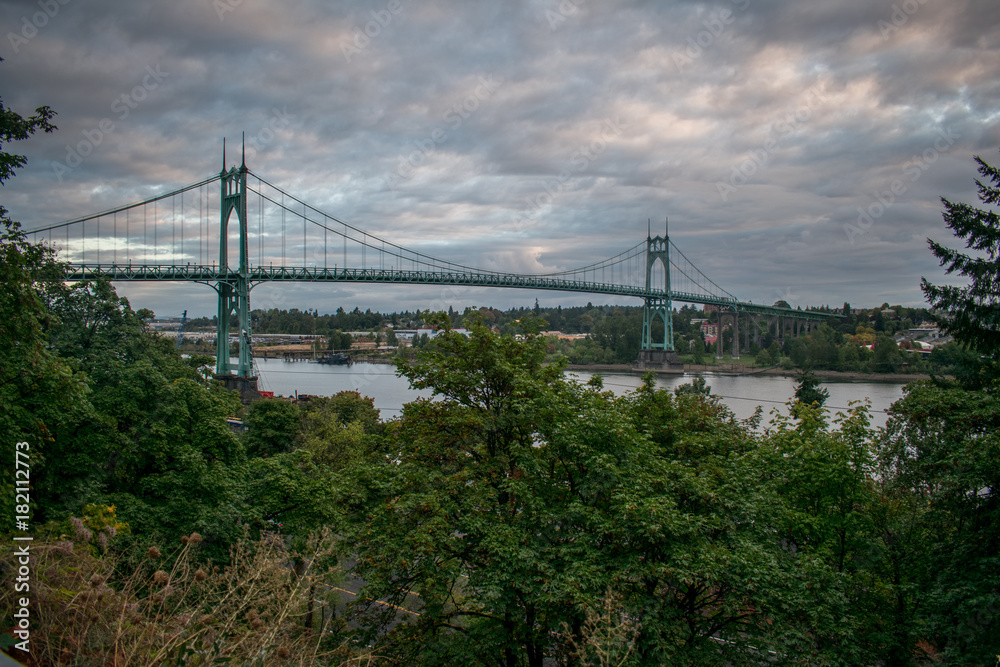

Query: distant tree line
left=186, top=300, right=968, bottom=374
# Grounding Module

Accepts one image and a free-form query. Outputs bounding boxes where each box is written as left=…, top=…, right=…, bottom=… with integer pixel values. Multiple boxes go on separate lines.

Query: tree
left=343, top=313, right=592, bottom=664
left=794, top=368, right=829, bottom=409
left=336, top=313, right=869, bottom=664
left=326, top=329, right=352, bottom=351
left=763, top=401, right=887, bottom=663
left=299, top=391, right=380, bottom=469
left=242, top=398, right=301, bottom=458
left=0, top=84, right=88, bottom=530
left=673, top=374, right=711, bottom=397
left=879, top=382, right=1000, bottom=663
left=921, top=152, right=1000, bottom=386
left=872, top=334, right=901, bottom=373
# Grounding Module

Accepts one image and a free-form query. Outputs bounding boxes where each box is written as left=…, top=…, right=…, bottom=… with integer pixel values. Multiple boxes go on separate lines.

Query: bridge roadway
left=65, top=263, right=837, bottom=322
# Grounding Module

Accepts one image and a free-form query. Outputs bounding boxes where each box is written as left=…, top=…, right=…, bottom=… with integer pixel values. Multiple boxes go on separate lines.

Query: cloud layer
left=3, top=0, right=998, bottom=317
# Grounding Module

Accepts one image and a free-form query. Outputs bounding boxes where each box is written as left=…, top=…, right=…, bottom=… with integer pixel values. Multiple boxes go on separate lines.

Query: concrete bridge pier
left=714, top=309, right=740, bottom=360
left=216, top=374, right=261, bottom=404
left=635, top=349, right=682, bottom=370
left=716, top=316, right=724, bottom=359
left=732, top=311, right=739, bottom=359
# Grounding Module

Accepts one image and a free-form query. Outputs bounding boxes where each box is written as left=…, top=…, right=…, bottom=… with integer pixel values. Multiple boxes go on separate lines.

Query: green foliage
left=299, top=391, right=380, bottom=469
left=1, top=218, right=249, bottom=552
left=0, top=219, right=91, bottom=529
left=242, top=398, right=301, bottom=458
left=879, top=381, right=1000, bottom=663
left=673, top=374, right=711, bottom=397
left=336, top=312, right=890, bottom=664
left=0, top=91, right=87, bottom=529
left=793, top=368, right=829, bottom=409
left=326, top=328, right=354, bottom=350
left=761, top=402, right=889, bottom=662
left=588, top=308, right=642, bottom=362
left=922, top=152, right=1000, bottom=386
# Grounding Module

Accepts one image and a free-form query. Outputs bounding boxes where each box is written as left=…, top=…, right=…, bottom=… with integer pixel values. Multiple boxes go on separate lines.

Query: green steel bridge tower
left=215, top=158, right=254, bottom=383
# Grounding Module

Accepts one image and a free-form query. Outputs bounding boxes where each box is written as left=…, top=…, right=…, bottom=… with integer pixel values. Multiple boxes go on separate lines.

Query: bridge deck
left=64, top=263, right=838, bottom=320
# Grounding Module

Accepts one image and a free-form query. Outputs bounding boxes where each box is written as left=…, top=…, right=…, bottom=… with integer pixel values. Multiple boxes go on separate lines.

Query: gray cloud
left=2, top=0, right=997, bottom=318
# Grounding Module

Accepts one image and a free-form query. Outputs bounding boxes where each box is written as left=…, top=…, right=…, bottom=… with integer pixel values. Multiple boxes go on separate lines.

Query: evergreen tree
left=794, top=368, right=829, bottom=408
left=921, top=152, right=1000, bottom=386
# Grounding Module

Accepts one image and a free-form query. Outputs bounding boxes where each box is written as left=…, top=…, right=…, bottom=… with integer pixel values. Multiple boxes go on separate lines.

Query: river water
left=249, top=358, right=907, bottom=429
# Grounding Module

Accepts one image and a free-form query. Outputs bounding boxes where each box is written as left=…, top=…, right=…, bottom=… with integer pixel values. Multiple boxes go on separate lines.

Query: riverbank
left=563, top=363, right=931, bottom=384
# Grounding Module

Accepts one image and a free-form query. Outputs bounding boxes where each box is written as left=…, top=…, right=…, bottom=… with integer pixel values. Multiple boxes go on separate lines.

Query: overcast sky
left=2, top=0, right=998, bottom=318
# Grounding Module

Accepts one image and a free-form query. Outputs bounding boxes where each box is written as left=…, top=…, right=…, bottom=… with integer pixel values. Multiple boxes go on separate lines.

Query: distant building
left=909, top=326, right=941, bottom=340
left=700, top=322, right=718, bottom=344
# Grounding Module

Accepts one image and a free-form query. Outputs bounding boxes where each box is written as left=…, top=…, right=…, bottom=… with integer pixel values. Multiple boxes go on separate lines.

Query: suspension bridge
left=24, top=154, right=836, bottom=396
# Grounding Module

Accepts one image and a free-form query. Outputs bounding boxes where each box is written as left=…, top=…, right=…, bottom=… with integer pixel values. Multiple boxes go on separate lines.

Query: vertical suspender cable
left=259, top=179, right=263, bottom=268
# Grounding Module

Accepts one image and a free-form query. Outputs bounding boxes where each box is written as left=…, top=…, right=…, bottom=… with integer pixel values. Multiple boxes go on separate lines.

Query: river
left=249, top=358, right=907, bottom=429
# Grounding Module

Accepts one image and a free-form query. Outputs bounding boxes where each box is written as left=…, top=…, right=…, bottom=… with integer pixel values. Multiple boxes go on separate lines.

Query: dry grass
left=1, top=527, right=369, bottom=666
